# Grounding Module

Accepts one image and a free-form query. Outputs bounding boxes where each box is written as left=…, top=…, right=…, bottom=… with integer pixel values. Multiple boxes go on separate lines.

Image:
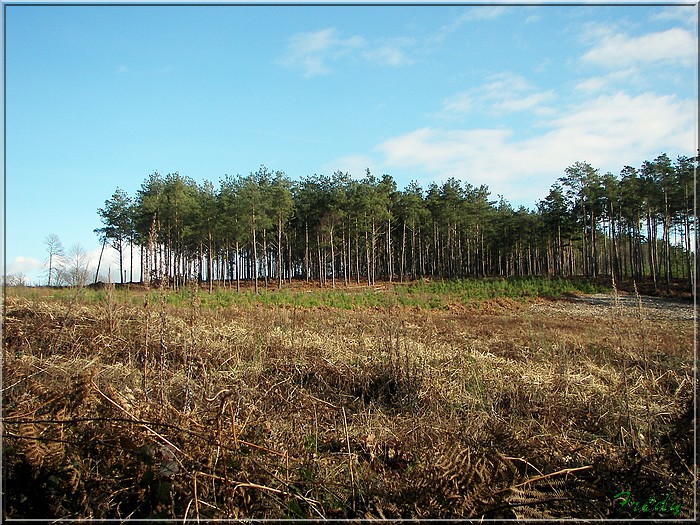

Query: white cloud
left=439, top=72, right=555, bottom=118
left=442, top=92, right=473, bottom=114
left=450, top=6, right=507, bottom=27
left=526, top=92, right=694, bottom=170
left=281, top=28, right=366, bottom=77
left=574, top=67, right=639, bottom=93
left=6, top=255, right=42, bottom=276
left=480, top=72, right=531, bottom=96
left=282, top=29, right=415, bottom=76
left=583, top=28, right=696, bottom=68
left=464, top=6, right=507, bottom=21
left=363, top=45, right=413, bottom=67
left=378, top=127, right=513, bottom=178
left=492, top=91, right=554, bottom=113
left=436, top=6, right=508, bottom=41
left=378, top=91, right=695, bottom=205
left=650, top=6, right=698, bottom=26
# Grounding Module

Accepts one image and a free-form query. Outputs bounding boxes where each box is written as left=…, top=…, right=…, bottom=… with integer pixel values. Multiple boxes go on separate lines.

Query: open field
left=2, top=279, right=696, bottom=519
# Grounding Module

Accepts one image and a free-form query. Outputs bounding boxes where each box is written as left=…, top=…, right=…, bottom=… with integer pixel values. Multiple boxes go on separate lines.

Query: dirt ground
left=531, top=292, right=696, bottom=322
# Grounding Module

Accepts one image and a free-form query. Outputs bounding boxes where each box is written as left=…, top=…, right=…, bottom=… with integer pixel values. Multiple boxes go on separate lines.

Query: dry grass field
left=1, top=279, right=695, bottom=520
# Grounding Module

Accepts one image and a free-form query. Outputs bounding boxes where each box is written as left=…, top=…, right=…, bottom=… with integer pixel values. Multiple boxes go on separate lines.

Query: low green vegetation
left=6, top=276, right=611, bottom=311
left=401, top=276, right=609, bottom=303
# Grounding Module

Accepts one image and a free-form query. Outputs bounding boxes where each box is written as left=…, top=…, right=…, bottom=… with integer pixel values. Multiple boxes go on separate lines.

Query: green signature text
left=614, top=490, right=682, bottom=517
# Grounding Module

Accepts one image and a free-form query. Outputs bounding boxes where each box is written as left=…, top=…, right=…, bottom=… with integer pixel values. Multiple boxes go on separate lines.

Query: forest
left=93, top=152, right=697, bottom=293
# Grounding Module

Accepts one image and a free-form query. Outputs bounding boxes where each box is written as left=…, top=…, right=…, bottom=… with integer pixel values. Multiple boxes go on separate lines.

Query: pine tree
left=95, top=188, right=134, bottom=284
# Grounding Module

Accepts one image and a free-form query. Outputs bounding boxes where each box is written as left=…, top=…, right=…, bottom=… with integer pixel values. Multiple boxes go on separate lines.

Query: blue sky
left=3, top=1, right=697, bottom=284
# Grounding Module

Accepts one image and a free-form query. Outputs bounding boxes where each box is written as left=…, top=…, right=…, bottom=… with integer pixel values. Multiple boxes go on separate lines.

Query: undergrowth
left=7, top=276, right=611, bottom=311
left=1, top=281, right=694, bottom=520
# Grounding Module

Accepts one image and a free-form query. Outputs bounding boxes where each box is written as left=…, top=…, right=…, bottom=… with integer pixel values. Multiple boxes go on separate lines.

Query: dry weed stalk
left=342, top=407, right=356, bottom=513
left=103, top=272, right=118, bottom=339
left=2, top=285, right=694, bottom=519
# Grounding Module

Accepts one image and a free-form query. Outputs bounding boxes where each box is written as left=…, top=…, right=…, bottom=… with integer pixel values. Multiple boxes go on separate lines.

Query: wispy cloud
left=650, top=6, right=698, bottom=26
left=440, top=72, right=555, bottom=119
left=574, top=68, right=639, bottom=94
left=441, top=92, right=473, bottom=115
left=282, top=28, right=414, bottom=77
left=437, top=6, right=508, bottom=38
left=449, top=6, right=507, bottom=26
left=378, top=91, right=694, bottom=204
left=363, top=44, right=413, bottom=67
left=281, top=28, right=365, bottom=77
left=583, top=28, right=696, bottom=68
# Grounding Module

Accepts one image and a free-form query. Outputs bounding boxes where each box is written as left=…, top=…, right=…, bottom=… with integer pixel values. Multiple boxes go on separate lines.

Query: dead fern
left=405, top=444, right=520, bottom=518
left=503, top=476, right=602, bottom=519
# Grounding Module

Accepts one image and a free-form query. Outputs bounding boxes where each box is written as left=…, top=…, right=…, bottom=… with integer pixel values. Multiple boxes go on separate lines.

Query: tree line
left=92, top=153, right=697, bottom=292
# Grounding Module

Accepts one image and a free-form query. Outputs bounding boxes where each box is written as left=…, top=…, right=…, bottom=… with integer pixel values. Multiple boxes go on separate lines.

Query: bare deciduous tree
left=44, top=233, right=65, bottom=287
left=4, top=273, right=27, bottom=287
left=59, top=244, right=91, bottom=288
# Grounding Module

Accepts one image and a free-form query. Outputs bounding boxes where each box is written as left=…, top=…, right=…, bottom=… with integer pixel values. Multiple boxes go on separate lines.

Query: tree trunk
left=371, top=219, right=377, bottom=285
left=305, top=221, right=310, bottom=283
left=342, top=227, right=348, bottom=286
left=94, top=238, right=107, bottom=284
left=130, top=238, right=134, bottom=283
left=330, top=226, right=336, bottom=289
left=400, top=221, right=407, bottom=282
left=236, top=241, right=241, bottom=292
left=208, top=231, right=214, bottom=294
left=140, top=242, right=144, bottom=284
left=591, top=208, right=598, bottom=277
left=277, top=217, right=283, bottom=290
left=119, top=237, right=124, bottom=284
left=684, top=185, right=692, bottom=290
left=262, top=229, right=269, bottom=289
left=646, top=209, right=657, bottom=291
left=318, top=234, right=324, bottom=287
left=387, top=217, right=392, bottom=283
left=664, top=190, right=672, bottom=289
left=365, top=229, right=371, bottom=286
left=252, top=224, right=259, bottom=294
left=288, top=231, right=293, bottom=282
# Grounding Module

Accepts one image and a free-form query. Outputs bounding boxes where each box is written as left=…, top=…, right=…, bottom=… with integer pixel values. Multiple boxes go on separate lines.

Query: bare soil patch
left=531, top=292, right=696, bottom=322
